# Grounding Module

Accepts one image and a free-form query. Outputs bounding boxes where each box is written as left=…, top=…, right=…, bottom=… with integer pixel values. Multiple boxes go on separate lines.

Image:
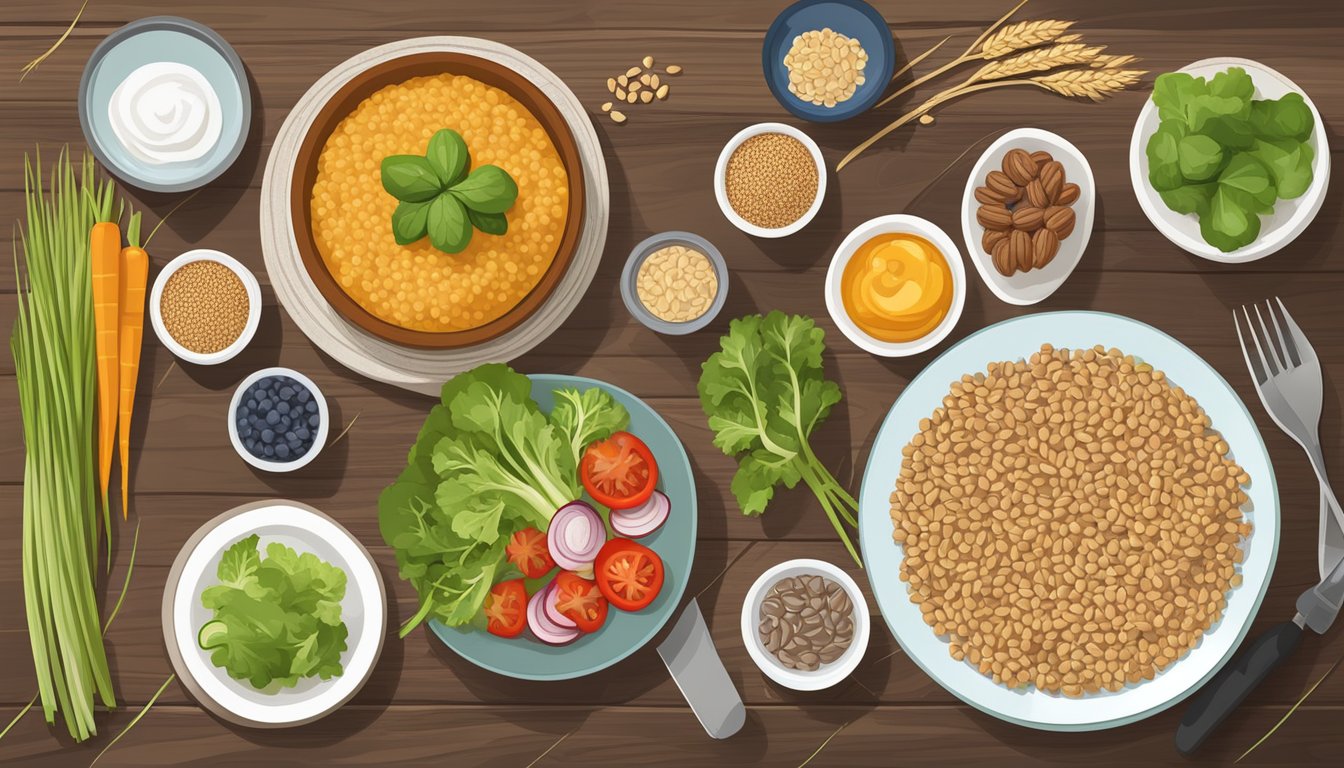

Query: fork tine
left=1253, top=304, right=1285, bottom=375
left=1265, top=299, right=1301, bottom=369
left=1272, top=296, right=1307, bottom=367
left=1235, top=306, right=1269, bottom=385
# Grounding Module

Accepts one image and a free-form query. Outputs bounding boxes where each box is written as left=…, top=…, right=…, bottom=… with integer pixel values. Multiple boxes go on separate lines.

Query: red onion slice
left=527, top=582, right=579, bottom=645
left=548, top=501, right=606, bottom=572
left=610, top=491, right=670, bottom=538
left=542, top=579, right=577, bottom=630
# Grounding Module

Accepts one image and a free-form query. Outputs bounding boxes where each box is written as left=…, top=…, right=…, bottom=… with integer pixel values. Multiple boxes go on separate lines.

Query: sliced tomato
left=484, top=579, right=528, bottom=638
left=581, top=431, right=659, bottom=510
left=554, top=571, right=608, bottom=633
left=506, top=527, right=555, bottom=579
left=594, top=539, right=664, bottom=612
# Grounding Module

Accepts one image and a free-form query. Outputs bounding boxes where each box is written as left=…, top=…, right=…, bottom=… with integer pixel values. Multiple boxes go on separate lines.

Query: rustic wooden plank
left=3, top=701, right=1342, bottom=766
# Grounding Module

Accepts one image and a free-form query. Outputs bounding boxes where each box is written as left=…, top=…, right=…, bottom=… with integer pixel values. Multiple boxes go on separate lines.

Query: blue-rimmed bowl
left=621, top=232, right=728, bottom=335
left=762, top=0, right=896, bottom=123
left=79, top=16, right=251, bottom=193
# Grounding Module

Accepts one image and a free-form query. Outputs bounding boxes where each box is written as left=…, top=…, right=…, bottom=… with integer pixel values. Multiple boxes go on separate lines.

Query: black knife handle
left=1175, top=621, right=1303, bottom=755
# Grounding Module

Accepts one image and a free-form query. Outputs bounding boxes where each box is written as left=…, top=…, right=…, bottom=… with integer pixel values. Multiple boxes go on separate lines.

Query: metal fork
left=1235, top=298, right=1344, bottom=574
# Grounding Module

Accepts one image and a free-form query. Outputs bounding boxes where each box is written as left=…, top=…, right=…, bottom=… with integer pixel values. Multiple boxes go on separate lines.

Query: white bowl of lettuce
left=162, top=500, right=386, bottom=727
left=1130, top=57, right=1329, bottom=263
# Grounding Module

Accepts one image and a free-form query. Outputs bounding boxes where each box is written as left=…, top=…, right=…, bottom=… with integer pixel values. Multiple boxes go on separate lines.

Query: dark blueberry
left=259, top=398, right=273, bottom=411
left=294, top=445, right=307, bottom=457
left=246, top=398, right=257, bottom=411
left=263, top=445, right=275, bottom=458
left=236, top=418, right=248, bottom=430
left=308, top=414, right=320, bottom=428
left=296, top=427, right=310, bottom=441
left=276, top=402, right=289, bottom=415
left=306, top=400, right=318, bottom=413
left=240, top=427, right=253, bottom=439
left=244, top=438, right=255, bottom=451
left=278, top=386, right=294, bottom=399
left=261, top=428, right=274, bottom=442
left=249, top=413, right=261, bottom=426
left=275, top=444, right=291, bottom=460
left=297, top=388, right=311, bottom=403
left=265, top=411, right=280, bottom=425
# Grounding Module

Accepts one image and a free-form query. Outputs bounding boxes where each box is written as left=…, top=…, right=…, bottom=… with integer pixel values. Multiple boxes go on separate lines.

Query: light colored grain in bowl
left=161, top=261, right=250, bottom=354
left=783, top=27, right=868, bottom=108
left=725, top=133, right=818, bottom=230
left=635, top=244, right=718, bottom=323
left=889, top=344, right=1251, bottom=697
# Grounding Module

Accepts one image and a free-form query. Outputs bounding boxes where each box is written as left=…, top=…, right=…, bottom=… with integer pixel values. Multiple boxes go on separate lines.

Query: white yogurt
left=108, top=62, right=222, bottom=165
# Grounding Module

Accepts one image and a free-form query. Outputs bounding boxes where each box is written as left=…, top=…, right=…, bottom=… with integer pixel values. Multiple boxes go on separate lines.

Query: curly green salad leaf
left=698, top=312, right=860, bottom=566
left=378, top=364, right=629, bottom=637
left=198, top=535, right=348, bottom=690
left=1146, top=67, right=1315, bottom=252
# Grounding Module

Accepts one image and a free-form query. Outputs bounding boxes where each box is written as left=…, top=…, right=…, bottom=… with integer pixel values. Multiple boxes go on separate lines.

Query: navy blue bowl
left=762, top=0, right=896, bottom=123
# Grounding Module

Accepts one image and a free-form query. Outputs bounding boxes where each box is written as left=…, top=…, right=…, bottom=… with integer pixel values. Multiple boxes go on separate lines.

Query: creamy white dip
left=108, top=62, right=222, bottom=165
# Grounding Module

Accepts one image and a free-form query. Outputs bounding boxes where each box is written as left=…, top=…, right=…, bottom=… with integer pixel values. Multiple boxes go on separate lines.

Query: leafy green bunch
left=381, top=128, right=519, bottom=253
left=1146, top=67, right=1315, bottom=252
left=198, top=535, right=348, bottom=690
left=698, top=312, right=861, bottom=566
left=378, top=365, right=628, bottom=636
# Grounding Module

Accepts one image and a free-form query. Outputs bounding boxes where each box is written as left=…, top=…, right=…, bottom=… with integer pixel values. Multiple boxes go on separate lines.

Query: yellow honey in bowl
left=840, top=233, right=953, bottom=344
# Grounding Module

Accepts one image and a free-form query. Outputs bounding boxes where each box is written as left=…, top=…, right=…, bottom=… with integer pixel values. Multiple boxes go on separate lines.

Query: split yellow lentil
left=160, top=260, right=249, bottom=354
left=889, top=345, right=1251, bottom=697
left=636, top=245, right=718, bottom=323
left=725, top=133, right=818, bottom=230
left=783, top=28, right=868, bottom=107
left=311, top=73, right=569, bottom=333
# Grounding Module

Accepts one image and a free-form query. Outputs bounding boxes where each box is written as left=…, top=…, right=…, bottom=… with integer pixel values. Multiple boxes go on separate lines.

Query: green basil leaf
left=427, top=193, right=473, bottom=253
left=392, top=200, right=431, bottom=245
left=467, top=209, right=508, bottom=236
left=1176, top=134, right=1224, bottom=181
left=427, top=129, right=470, bottom=187
left=381, top=156, right=443, bottom=202
left=449, top=165, right=519, bottom=214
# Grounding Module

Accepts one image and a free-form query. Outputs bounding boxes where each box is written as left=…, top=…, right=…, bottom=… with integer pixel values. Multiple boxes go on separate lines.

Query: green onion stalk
left=11, top=148, right=118, bottom=741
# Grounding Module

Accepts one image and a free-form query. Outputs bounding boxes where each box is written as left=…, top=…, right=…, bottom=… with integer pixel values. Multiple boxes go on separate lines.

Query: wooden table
left=2, top=1, right=1341, bottom=765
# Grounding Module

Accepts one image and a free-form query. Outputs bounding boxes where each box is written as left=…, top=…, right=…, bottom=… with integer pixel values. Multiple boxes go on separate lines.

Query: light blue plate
left=762, top=0, right=896, bottom=123
left=79, top=16, right=250, bottom=193
left=859, top=311, right=1278, bottom=731
left=429, top=375, right=697, bottom=680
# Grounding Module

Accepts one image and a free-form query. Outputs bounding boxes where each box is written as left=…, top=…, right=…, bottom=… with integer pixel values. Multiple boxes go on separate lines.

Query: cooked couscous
left=311, top=74, right=569, bottom=332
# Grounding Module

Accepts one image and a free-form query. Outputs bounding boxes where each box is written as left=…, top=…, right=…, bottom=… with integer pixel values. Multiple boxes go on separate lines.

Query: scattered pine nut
left=615, top=88, right=627, bottom=100
left=650, top=73, right=660, bottom=89
left=642, top=55, right=655, bottom=69
left=601, top=102, right=612, bottom=112
left=606, top=77, right=616, bottom=92
left=919, top=113, right=934, bottom=125
left=629, top=80, right=642, bottom=92
left=617, top=74, right=629, bottom=87
left=626, top=91, right=638, bottom=104
left=640, top=90, right=653, bottom=103
left=625, top=66, right=642, bottom=78
left=666, top=64, right=682, bottom=75
left=656, top=84, right=669, bottom=100
left=610, top=110, right=627, bottom=124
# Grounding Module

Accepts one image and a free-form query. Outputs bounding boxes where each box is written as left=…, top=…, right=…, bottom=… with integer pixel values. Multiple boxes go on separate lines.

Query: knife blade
left=657, top=599, right=745, bottom=740
left=1177, top=526, right=1344, bottom=754
left=1317, top=490, right=1344, bottom=579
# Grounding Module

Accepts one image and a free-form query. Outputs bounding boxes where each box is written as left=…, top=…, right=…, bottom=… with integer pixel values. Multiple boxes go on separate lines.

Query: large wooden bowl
left=290, top=52, right=586, bottom=349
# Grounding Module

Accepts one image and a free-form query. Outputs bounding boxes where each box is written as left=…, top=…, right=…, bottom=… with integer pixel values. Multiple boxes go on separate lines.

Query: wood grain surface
left=2, top=1, right=1342, bottom=766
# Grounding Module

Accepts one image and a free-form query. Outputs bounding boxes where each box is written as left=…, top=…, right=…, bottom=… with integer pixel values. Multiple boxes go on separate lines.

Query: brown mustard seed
left=725, top=133, right=818, bottom=230
left=889, top=344, right=1251, bottom=697
left=160, top=260, right=250, bottom=354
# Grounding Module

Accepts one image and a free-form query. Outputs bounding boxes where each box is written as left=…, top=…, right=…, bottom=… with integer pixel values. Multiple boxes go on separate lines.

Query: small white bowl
left=150, top=249, right=262, bottom=365
left=825, top=214, right=966, bottom=357
left=228, top=367, right=330, bottom=473
left=962, top=128, right=1096, bottom=305
left=163, top=500, right=386, bottom=727
left=714, top=122, right=827, bottom=238
left=1129, top=57, right=1330, bottom=263
left=741, top=558, right=870, bottom=692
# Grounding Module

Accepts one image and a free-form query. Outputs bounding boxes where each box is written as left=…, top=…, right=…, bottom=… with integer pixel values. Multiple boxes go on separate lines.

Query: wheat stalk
left=978, top=19, right=1075, bottom=58
left=1092, top=54, right=1139, bottom=69
left=972, top=43, right=1104, bottom=81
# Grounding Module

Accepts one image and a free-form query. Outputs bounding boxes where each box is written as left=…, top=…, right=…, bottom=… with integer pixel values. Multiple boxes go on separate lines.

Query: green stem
left=399, top=597, right=435, bottom=638
left=799, top=461, right=862, bottom=568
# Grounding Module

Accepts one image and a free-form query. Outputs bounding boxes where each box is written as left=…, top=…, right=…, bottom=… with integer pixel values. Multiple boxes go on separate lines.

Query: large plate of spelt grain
left=858, top=311, right=1277, bottom=731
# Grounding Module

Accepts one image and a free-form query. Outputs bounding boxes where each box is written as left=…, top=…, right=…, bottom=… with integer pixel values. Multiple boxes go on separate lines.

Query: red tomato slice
left=594, top=539, right=664, bottom=612
left=554, top=572, right=608, bottom=633
left=505, top=527, right=555, bottom=579
left=484, top=579, right=528, bottom=638
left=581, top=431, right=659, bottom=510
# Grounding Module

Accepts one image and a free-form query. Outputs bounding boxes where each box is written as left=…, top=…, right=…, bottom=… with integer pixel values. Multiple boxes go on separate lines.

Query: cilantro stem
left=799, top=460, right=863, bottom=567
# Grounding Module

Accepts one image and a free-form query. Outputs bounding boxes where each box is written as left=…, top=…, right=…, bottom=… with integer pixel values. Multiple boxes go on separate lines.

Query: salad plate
left=162, top=500, right=386, bottom=728
left=858, top=311, right=1277, bottom=731
left=428, top=374, right=698, bottom=680
left=1129, top=57, right=1330, bottom=263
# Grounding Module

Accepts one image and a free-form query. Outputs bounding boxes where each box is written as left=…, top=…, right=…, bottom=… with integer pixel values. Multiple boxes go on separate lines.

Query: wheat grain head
left=1032, top=68, right=1146, bottom=101
left=979, top=19, right=1075, bottom=58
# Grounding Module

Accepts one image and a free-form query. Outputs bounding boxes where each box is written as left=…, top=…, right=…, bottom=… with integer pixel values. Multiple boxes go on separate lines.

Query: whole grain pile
left=724, top=133, right=818, bottom=229
left=889, top=344, right=1251, bottom=697
left=783, top=28, right=868, bottom=107
left=635, top=244, right=718, bottom=323
left=160, top=260, right=250, bottom=354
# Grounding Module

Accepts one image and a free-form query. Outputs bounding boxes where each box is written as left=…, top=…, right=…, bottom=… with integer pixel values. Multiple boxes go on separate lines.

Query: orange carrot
left=117, top=212, right=147, bottom=519
left=91, top=219, right=121, bottom=514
